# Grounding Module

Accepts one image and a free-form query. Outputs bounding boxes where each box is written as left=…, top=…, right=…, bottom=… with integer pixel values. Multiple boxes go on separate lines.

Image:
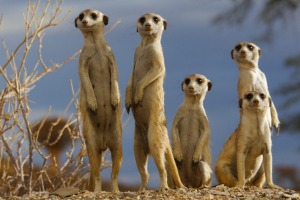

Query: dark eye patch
left=245, top=93, right=253, bottom=101
left=196, top=78, right=203, bottom=84
left=259, top=93, right=266, bottom=100
left=247, top=44, right=254, bottom=51
left=184, top=78, right=190, bottom=85
left=139, top=17, right=146, bottom=24
left=153, top=16, right=159, bottom=23
left=79, top=13, right=84, bottom=21
left=91, top=13, right=98, bottom=20
left=235, top=44, right=242, bottom=51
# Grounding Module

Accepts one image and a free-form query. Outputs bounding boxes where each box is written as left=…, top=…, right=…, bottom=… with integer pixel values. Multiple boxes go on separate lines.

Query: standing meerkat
left=171, top=74, right=212, bottom=188
left=75, top=9, right=122, bottom=193
left=231, top=42, right=280, bottom=132
left=215, top=91, right=281, bottom=189
left=125, top=13, right=184, bottom=191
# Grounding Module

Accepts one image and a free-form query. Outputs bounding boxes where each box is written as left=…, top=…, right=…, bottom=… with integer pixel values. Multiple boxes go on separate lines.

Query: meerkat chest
left=82, top=47, right=110, bottom=81
left=238, top=70, right=267, bottom=96
left=178, top=109, right=204, bottom=140
left=241, top=117, right=271, bottom=155
left=133, top=46, right=164, bottom=84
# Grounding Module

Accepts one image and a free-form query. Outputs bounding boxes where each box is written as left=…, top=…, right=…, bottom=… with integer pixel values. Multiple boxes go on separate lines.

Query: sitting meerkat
left=125, top=13, right=184, bottom=191
left=231, top=42, right=280, bottom=133
left=75, top=9, right=122, bottom=193
left=171, top=74, right=212, bottom=188
left=215, top=91, right=281, bottom=189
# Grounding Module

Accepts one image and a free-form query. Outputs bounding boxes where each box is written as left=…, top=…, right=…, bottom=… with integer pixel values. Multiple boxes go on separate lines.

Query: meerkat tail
left=165, top=147, right=184, bottom=188
left=200, top=161, right=212, bottom=184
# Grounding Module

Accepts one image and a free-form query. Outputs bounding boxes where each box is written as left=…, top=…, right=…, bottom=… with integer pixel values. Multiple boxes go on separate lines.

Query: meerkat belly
left=178, top=112, right=201, bottom=159
left=89, top=55, right=113, bottom=127
left=244, top=140, right=264, bottom=179
left=132, top=81, right=164, bottom=126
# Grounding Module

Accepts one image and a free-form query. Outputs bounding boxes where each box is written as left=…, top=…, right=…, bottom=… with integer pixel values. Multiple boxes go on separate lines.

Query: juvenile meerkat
left=171, top=74, right=212, bottom=188
left=231, top=42, right=280, bottom=132
left=75, top=9, right=122, bottom=193
left=125, top=13, right=184, bottom=191
left=215, top=91, right=281, bottom=189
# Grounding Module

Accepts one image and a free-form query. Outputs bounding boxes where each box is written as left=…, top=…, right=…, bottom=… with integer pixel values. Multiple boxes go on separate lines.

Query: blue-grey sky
left=1, top=0, right=300, bottom=188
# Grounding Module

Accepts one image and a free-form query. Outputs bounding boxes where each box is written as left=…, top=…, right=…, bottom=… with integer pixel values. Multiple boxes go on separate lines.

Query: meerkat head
left=231, top=42, right=261, bottom=65
left=75, top=9, right=108, bottom=31
left=239, top=91, right=271, bottom=112
left=137, top=13, right=167, bottom=36
left=181, top=74, right=212, bottom=96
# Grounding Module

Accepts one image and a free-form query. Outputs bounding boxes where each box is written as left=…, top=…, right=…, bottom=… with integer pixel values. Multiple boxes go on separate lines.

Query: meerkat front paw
left=272, top=119, right=280, bottom=134
left=134, top=89, right=143, bottom=106
left=192, top=154, right=202, bottom=170
left=87, top=97, right=97, bottom=115
left=125, top=89, right=132, bottom=114
left=111, top=91, right=120, bottom=111
left=173, top=148, right=183, bottom=169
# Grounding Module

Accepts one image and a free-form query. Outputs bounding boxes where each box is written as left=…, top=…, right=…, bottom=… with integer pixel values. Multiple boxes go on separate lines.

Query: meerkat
left=171, top=74, right=212, bottom=188
left=231, top=42, right=280, bottom=133
left=215, top=91, right=281, bottom=189
left=125, top=13, right=184, bottom=191
left=75, top=9, right=122, bottom=193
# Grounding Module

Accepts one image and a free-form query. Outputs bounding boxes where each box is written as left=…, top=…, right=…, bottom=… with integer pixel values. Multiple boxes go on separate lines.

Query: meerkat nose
left=82, top=19, right=87, bottom=24
left=253, top=99, right=259, bottom=105
left=240, top=50, right=246, bottom=56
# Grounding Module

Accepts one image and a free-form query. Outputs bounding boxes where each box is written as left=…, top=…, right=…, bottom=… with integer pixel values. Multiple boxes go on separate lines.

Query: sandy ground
left=7, top=185, right=300, bottom=200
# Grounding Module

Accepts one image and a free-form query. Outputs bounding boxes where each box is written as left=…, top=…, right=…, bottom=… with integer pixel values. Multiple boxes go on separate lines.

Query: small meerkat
left=125, top=13, right=184, bottom=191
left=215, top=91, right=281, bottom=189
left=231, top=42, right=280, bottom=133
left=75, top=9, right=122, bottom=193
left=171, top=74, right=212, bottom=188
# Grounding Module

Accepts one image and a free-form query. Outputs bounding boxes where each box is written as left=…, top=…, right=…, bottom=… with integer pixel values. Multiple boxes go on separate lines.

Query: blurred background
left=1, top=0, right=299, bottom=192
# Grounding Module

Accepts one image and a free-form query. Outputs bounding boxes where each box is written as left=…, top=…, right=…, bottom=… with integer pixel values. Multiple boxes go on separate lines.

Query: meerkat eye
left=79, top=13, right=84, bottom=21
left=196, top=78, right=203, bottom=84
left=259, top=93, right=266, bottom=100
left=139, top=17, right=146, bottom=24
left=91, top=13, right=98, bottom=20
left=247, top=45, right=254, bottom=51
left=245, top=93, right=253, bottom=101
left=153, top=16, right=159, bottom=23
left=184, top=78, right=190, bottom=85
left=235, top=44, right=242, bottom=51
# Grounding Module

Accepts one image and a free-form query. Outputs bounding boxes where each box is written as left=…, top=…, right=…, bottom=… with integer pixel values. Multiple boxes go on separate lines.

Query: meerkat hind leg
left=134, top=127, right=150, bottom=191
left=215, top=163, right=238, bottom=187
left=247, top=164, right=265, bottom=188
left=148, top=126, right=170, bottom=190
left=110, top=146, right=122, bottom=192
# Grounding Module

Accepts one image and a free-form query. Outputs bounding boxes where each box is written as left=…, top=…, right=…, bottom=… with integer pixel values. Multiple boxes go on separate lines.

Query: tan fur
left=171, top=74, right=212, bottom=188
left=231, top=42, right=280, bottom=133
left=75, top=9, right=122, bottom=193
left=215, top=91, right=281, bottom=189
left=125, top=13, right=183, bottom=191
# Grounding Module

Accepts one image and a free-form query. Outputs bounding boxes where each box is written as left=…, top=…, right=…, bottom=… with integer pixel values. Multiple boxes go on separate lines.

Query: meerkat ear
left=231, top=49, right=234, bottom=59
left=268, top=97, right=272, bottom=107
left=239, top=98, right=243, bottom=108
left=163, top=20, right=167, bottom=30
left=207, top=81, right=212, bottom=91
left=181, top=81, right=184, bottom=91
left=74, top=17, right=78, bottom=28
left=103, top=15, right=109, bottom=26
left=258, top=49, right=262, bottom=57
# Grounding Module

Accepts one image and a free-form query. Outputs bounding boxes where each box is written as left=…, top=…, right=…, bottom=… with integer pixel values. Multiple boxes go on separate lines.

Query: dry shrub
left=0, top=0, right=113, bottom=197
